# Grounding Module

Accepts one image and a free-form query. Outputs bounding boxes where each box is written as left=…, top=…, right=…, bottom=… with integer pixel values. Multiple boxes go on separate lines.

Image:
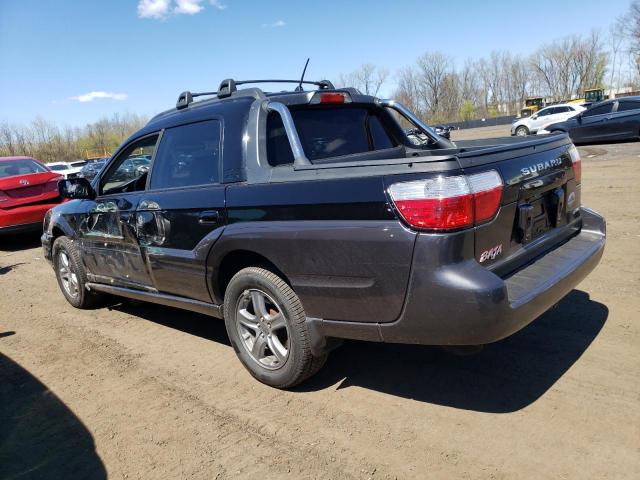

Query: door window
left=616, top=100, right=640, bottom=112
left=536, top=108, right=552, bottom=117
left=149, top=120, right=221, bottom=190
left=583, top=103, right=613, bottom=117
left=554, top=106, right=571, bottom=114
left=100, top=136, right=157, bottom=195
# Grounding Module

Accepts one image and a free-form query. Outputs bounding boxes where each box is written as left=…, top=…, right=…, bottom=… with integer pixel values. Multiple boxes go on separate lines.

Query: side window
left=100, top=135, right=157, bottom=195
left=537, top=108, right=552, bottom=117
left=616, top=101, right=640, bottom=112
left=150, top=120, right=221, bottom=190
left=555, top=106, right=570, bottom=113
left=583, top=103, right=613, bottom=117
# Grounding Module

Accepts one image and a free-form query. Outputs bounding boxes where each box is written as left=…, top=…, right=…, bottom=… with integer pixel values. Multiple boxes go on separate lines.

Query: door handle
left=198, top=210, right=220, bottom=224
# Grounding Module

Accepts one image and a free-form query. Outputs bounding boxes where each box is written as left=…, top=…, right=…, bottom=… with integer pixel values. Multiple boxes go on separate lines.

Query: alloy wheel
left=58, top=250, right=79, bottom=298
left=235, top=289, right=290, bottom=370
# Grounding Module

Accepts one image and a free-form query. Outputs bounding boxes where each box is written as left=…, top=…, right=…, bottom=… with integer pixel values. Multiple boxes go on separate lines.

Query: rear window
left=267, top=106, right=396, bottom=165
left=48, top=164, right=70, bottom=171
left=0, top=159, right=47, bottom=178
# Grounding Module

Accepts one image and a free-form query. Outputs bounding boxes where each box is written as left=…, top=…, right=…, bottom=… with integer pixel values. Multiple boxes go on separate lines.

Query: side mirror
left=58, top=177, right=96, bottom=200
left=531, top=115, right=538, bottom=120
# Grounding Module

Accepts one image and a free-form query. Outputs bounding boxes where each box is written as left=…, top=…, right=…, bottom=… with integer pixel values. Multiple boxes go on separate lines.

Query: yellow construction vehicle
left=520, top=97, right=544, bottom=117
left=582, top=88, right=607, bottom=105
left=84, top=148, right=112, bottom=161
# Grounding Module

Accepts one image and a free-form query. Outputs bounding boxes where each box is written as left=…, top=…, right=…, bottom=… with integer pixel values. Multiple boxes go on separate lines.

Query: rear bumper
left=314, top=207, right=605, bottom=349
left=0, top=203, right=60, bottom=231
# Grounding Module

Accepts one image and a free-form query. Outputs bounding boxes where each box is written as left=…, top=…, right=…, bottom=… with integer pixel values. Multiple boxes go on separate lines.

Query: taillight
left=568, top=144, right=581, bottom=183
left=468, top=171, right=504, bottom=223
left=44, top=176, right=63, bottom=193
left=388, top=170, right=503, bottom=231
left=310, top=91, right=352, bottom=104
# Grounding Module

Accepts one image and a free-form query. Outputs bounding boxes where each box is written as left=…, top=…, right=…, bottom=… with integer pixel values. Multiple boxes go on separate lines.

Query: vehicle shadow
left=0, top=232, right=42, bottom=252
left=0, top=352, right=107, bottom=479
left=108, top=300, right=231, bottom=347
left=297, top=289, right=608, bottom=413
left=104, top=290, right=606, bottom=414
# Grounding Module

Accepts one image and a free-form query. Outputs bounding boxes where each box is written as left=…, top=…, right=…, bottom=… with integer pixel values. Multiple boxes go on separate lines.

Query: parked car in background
left=538, top=97, right=640, bottom=143
left=47, top=160, right=86, bottom=179
left=47, top=162, right=73, bottom=177
left=432, top=125, right=453, bottom=140
left=511, top=104, right=586, bottom=136
left=67, top=160, right=88, bottom=177
left=109, top=156, right=150, bottom=183
left=405, top=125, right=451, bottom=144
left=0, top=156, right=63, bottom=235
left=78, top=158, right=107, bottom=181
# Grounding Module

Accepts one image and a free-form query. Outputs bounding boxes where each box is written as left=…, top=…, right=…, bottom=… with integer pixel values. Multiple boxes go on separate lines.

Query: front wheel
left=223, top=267, right=327, bottom=388
left=53, top=236, right=102, bottom=309
left=515, top=125, right=529, bottom=136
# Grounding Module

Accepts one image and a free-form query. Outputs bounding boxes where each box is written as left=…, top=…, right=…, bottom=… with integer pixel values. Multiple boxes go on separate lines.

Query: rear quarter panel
left=210, top=177, right=417, bottom=323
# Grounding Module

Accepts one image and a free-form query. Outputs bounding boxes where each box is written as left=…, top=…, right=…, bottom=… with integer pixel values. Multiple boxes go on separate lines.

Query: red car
left=0, top=156, right=64, bottom=235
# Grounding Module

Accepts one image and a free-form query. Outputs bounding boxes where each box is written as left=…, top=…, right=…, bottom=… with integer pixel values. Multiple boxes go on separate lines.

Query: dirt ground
left=1, top=129, right=639, bottom=479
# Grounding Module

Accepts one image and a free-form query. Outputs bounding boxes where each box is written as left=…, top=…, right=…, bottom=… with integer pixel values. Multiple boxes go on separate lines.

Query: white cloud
left=262, top=19, right=285, bottom=28
left=70, top=91, right=128, bottom=103
left=175, top=0, right=204, bottom=15
left=210, top=0, right=227, bottom=10
left=138, top=0, right=226, bottom=19
left=137, top=0, right=170, bottom=19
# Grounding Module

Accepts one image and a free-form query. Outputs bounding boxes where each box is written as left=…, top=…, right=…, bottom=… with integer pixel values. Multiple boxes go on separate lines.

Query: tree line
left=340, top=2, right=640, bottom=124
left=0, top=113, right=148, bottom=163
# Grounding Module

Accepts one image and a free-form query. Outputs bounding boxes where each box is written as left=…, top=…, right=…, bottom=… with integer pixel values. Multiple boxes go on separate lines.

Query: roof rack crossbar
left=234, top=79, right=334, bottom=89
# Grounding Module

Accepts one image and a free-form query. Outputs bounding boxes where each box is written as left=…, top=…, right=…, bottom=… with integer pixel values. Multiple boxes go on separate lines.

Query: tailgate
left=464, top=141, right=581, bottom=274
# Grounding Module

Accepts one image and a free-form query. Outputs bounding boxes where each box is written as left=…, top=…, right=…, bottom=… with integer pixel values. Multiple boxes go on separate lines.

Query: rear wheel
left=223, top=267, right=327, bottom=388
left=515, top=125, right=529, bottom=136
left=53, top=236, right=102, bottom=309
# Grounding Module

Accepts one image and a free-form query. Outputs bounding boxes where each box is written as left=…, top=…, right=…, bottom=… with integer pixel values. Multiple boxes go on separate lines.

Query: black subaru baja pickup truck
left=42, top=78, right=606, bottom=388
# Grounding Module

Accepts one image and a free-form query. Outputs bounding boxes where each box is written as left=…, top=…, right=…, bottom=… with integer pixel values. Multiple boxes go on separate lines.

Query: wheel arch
left=52, top=225, right=66, bottom=241
left=212, top=249, right=291, bottom=304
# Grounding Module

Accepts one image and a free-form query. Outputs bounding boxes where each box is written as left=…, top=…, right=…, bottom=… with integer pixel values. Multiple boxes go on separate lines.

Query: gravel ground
left=1, top=137, right=639, bottom=480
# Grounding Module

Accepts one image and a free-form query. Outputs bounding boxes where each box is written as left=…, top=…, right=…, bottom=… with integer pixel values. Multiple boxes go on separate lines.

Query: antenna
left=295, top=58, right=310, bottom=92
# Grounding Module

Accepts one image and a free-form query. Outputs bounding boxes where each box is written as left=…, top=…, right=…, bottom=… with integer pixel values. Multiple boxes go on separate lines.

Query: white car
left=46, top=160, right=87, bottom=179
left=511, top=104, right=586, bottom=136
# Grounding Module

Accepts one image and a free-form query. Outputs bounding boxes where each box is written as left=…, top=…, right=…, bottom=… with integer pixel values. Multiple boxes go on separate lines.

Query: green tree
left=459, top=100, right=475, bottom=122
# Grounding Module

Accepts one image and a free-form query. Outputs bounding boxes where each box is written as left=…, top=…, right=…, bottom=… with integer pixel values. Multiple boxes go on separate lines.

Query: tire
left=52, top=236, right=102, bottom=309
left=515, top=125, right=529, bottom=136
left=223, top=267, right=327, bottom=388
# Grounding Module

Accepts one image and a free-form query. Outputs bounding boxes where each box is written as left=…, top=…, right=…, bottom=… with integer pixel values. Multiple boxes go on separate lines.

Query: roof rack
left=176, top=78, right=335, bottom=109
left=176, top=90, right=218, bottom=109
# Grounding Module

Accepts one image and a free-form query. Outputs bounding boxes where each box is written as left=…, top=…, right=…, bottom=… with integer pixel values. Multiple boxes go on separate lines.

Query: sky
left=0, top=0, right=633, bottom=127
